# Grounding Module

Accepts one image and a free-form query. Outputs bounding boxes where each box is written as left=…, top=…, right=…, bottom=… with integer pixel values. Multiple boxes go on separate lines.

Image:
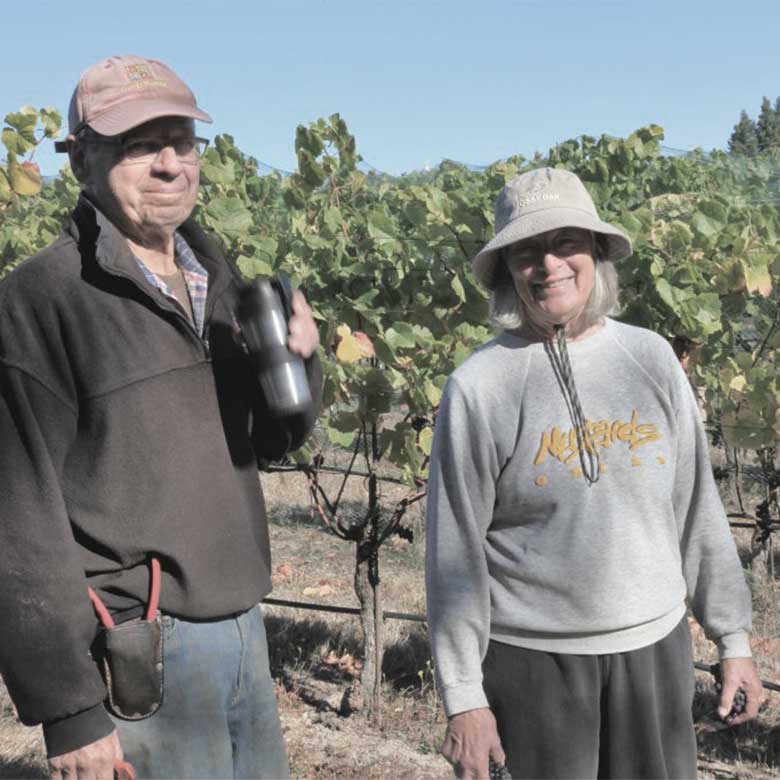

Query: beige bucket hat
left=472, top=167, right=633, bottom=288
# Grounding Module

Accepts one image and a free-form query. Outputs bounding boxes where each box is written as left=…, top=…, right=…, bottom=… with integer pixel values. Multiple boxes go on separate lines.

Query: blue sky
left=3, top=0, right=779, bottom=177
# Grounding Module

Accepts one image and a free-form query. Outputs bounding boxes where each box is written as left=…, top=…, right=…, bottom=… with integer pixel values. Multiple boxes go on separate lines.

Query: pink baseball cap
left=55, top=55, right=211, bottom=150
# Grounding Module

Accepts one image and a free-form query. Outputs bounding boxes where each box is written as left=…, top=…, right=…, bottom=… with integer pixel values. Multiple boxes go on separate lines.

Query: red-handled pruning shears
left=86, top=558, right=162, bottom=780
left=88, top=557, right=161, bottom=628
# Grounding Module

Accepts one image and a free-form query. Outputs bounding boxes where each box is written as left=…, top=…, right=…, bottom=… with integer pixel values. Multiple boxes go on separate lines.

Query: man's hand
left=718, top=656, right=763, bottom=725
left=440, top=707, right=506, bottom=780
left=287, top=290, right=319, bottom=359
left=48, top=729, right=123, bottom=780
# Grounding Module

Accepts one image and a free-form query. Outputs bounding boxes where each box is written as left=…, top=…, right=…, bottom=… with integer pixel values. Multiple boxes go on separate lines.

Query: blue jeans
left=110, top=605, right=290, bottom=779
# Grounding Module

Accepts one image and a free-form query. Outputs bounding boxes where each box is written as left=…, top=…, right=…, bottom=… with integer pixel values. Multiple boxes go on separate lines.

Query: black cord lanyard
left=544, top=325, right=600, bottom=486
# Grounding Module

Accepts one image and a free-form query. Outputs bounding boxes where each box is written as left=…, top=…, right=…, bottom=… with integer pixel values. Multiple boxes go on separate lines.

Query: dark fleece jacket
left=0, top=196, right=322, bottom=757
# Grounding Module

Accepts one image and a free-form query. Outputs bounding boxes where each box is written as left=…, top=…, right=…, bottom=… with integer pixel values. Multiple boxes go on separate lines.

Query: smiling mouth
left=533, top=277, right=574, bottom=291
left=144, top=193, right=188, bottom=203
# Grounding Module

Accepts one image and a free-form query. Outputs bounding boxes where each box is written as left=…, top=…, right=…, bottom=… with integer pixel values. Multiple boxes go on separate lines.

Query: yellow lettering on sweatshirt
left=534, top=410, right=662, bottom=467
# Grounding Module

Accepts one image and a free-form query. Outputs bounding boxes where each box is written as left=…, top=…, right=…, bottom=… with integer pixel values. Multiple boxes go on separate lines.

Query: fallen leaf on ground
left=275, top=563, right=294, bottom=579
left=303, top=584, right=335, bottom=598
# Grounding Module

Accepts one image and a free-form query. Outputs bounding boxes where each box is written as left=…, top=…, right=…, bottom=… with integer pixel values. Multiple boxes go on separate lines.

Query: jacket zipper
left=101, top=267, right=213, bottom=359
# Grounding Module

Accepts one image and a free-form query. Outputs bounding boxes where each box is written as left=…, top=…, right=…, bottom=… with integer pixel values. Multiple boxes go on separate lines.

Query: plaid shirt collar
left=133, top=232, right=209, bottom=336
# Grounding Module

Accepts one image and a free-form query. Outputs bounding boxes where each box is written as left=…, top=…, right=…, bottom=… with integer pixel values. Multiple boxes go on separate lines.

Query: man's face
left=78, top=116, right=201, bottom=243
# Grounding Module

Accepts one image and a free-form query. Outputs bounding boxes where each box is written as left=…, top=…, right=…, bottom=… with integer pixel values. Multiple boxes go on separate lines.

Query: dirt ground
left=1, top=467, right=779, bottom=779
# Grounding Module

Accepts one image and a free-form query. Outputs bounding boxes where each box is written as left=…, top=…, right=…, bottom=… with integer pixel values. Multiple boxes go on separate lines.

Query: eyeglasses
left=81, top=134, right=210, bottom=165
left=507, top=230, right=593, bottom=268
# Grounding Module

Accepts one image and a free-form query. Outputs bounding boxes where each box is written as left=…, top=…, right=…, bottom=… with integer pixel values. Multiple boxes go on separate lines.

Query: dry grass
left=260, top=464, right=780, bottom=780
left=0, top=693, right=46, bottom=779
left=261, top=466, right=446, bottom=777
left=688, top=525, right=780, bottom=778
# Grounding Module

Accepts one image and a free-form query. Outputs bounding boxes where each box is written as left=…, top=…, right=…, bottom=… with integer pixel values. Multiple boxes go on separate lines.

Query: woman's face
left=505, top=227, right=596, bottom=334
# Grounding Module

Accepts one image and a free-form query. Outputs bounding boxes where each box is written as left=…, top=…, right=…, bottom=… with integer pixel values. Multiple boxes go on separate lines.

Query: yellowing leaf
left=717, top=258, right=747, bottom=295
left=274, top=563, right=293, bottom=580
left=423, top=380, right=442, bottom=407
left=353, top=331, right=376, bottom=358
left=741, top=256, right=772, bottom=298
left=729, top=375, right=747, bottom=392
left=451, top=274, right=466, bottom=302
left=335, top=324, right=375, bottom=363
left=304, top=583, right=335, bottom=598
left=418, top=427, right=434, bottom=456
left=7, top=157, right=41, bottom=196
left=337, top=332, right=365, bottom=363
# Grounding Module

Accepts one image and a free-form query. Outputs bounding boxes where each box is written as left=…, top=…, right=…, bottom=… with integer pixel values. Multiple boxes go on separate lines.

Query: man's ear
left=68, top=139, right=90, bottom=184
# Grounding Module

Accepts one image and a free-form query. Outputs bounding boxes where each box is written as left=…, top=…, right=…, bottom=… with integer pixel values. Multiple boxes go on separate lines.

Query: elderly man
left=0, top=55, right=321, bottom=779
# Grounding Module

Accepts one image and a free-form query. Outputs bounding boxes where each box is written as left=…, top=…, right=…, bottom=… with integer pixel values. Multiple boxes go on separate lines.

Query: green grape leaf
left=322, top=206, right=343, bottom=236
left=201, top=154, right=236, bottom=185
left=39, top=107, right=62, bottom=139
left=204, top=196, right=253, bottom=234
left=384, top=323, right=417, bottom=350
left=0, top=167, right=11, bottom=203
left=2, top=128, right=34, bottom=156
left=450, top=274, right=466, bottom=303
left=722, top=404, right=776, bottom=450
left=4, top=107, right=38, bottom=142
left=237, top=255, right=273, bottom=279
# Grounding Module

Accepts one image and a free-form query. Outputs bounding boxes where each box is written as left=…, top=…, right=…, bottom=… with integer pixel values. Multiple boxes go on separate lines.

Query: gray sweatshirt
left=425, top=318, right=752, bottom=717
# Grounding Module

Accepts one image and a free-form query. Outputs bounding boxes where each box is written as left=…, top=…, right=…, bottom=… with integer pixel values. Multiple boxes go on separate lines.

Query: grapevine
left=4, top=104, right=780, bottom=711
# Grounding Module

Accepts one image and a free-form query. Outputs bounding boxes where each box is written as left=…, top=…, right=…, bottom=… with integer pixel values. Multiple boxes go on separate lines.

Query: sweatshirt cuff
left=439, top=682, right=489, bottom=718
left=43, top=703, right=115, bottom=758
left=717, top=631, right=752, bottom=659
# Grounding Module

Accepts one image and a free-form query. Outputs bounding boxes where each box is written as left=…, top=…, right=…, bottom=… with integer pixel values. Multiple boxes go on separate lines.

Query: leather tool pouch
left=94, top=616, right=164, bottom=720
left=88, top=557, right=164, bottom=721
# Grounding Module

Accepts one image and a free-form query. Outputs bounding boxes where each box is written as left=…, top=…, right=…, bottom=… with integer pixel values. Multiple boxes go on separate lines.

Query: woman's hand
left=718, top=657, right=764, bottom=725
left=440, top=707, right=506, bottom=779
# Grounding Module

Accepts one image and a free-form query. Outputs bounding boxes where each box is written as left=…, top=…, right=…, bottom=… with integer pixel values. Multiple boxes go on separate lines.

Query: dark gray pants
left=482, top=617, right=697, bottom=779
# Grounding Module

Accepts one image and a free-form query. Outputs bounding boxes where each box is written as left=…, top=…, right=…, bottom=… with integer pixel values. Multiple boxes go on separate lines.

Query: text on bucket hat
left=54, top=55, right=212, bottom=151
left=471, top=167, right=632, bottom=289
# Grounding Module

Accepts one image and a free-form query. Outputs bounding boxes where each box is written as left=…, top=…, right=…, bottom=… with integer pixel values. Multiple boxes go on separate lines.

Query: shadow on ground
left=0, top=759, right=46, bottom=779
left=265, top=613, right=432, bottom=690
left=266, top=613, right=780, bottom=773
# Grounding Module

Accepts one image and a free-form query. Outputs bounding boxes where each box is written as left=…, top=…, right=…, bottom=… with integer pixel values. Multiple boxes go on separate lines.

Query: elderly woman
left=425, top=167, right=762, bottom=780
